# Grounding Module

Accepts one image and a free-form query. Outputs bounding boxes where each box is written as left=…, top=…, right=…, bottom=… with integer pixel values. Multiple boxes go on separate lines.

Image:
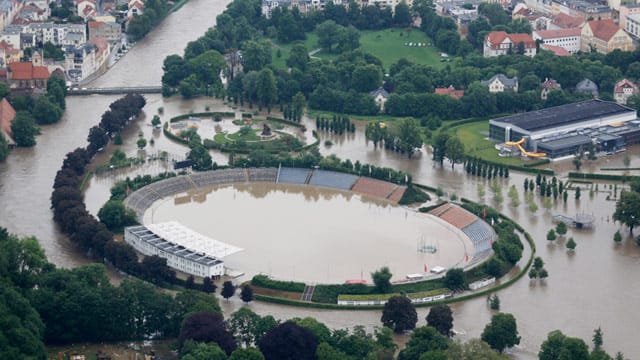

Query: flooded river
left=1, top=0, right=640, bottom=357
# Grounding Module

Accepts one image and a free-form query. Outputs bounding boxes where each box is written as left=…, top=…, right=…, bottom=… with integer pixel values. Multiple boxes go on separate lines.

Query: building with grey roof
left=490, top=99, right=639, bottom=158
left=576, top=78, right=598, bottom=96
left=124, top=222, right=242, bottom=278
left=481, top=74, right=518, bottom=93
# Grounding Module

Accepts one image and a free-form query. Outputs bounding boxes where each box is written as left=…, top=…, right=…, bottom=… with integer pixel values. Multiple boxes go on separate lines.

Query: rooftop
left=585, top=19, right=620, bottom=41
left=534, top=28, right=582, bottom=39
left=491, top=100, right=635, bottom=132
left=146, top=221, right=242, bottom=259
left=537, top=134, right=592, bottom=150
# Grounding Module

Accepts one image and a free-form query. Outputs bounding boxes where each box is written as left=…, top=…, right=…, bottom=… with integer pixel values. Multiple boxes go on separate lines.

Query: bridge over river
left=67, top=86, right=162, bottom=95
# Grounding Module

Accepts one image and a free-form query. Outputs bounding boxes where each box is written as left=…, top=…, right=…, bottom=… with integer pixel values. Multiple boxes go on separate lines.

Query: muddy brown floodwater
left=1, top=0, right=640, bottom=358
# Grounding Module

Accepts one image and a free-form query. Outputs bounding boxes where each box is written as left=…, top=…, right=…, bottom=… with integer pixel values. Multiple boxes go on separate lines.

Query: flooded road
left=0, top=0, right=639, bottom=357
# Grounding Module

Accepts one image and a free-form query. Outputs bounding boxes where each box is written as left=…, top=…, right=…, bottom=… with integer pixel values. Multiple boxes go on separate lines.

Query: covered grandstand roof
left=146, top=221, right=242, bottom=259
left=490, top=100, right=635, bottom=133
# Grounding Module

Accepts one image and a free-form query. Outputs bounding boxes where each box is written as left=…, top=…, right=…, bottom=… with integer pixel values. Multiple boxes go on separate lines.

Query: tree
left=11, top=111, right=38, bottom=147
left=181, top=342, right=228, bottom=360
left=447, top=338, right=508, bottom=359
left=444, top=268, right=466, bottom=291
left=203, top=276, right=217, bottom=293
left=489, top=294, right=500, bottom=310
left=291, top=92, right=306, bottom=121
left=445, top=137, right=465, bottom=169
left=256, top=68, right=278, bottom=111
left=566, top=237, right=576, bottom=251
left=259, top=321, right=318, bottom=360
left=432, top=132, right=450, bottom=166
left=97, top=200, right=136, bottom=231
left=286, top=42, right=310, bottom=71
left=613, top=190, right=640, bottom=234
left=392, top=2, right=412, bottom=26
left=0, top=132, right=9, bottom=161
left=222, top=281, right=236, bottom=301
left=240, top=285, right=254, bottom=303
left=546, top=229, right=557, bottom=241
left=151, top=115, right=161, bottom=127
left=394, top=118, right=423, bottom=158
left=365, top=122, right=386, bottom=148
left=32, top=95, right=63, bottom=125
left=593, top=327, right=603, bottom=351
left=242, top=39, right=272, bottom=73
left=136, top=137, right=147, bottom=149
left=381, top=295, right=417, bottom=333
left=556, top=222, right=567, bottom=236
left=371, top=266, right=392, bottom=293
left=426, top=304, right=453, bottom=337
left=481, top=313, right=520, bottom=353
left=179, top=311, right=237, bottom=355
left=508, top=185, right=520, bottom=207
left=188, top=144, right=213, bottom=171
left=229, top=348, right=265, bottom=360
left=614, top=230, right=622, bottom=243
left=533, top=257, right=544, bottom=271
left=398, top=326, right=449, bottom=360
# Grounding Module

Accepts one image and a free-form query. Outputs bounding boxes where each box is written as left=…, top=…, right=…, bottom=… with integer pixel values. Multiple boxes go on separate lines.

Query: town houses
left=0, top=0, right=140, bottom=85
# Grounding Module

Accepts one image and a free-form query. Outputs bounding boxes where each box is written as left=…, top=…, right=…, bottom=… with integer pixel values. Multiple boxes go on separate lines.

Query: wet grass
left=452, top=122, right=530, bottom=166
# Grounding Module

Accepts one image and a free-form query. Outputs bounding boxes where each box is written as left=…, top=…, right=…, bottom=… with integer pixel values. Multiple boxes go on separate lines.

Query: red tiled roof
left=88, top=21, right=104, bottom=28
left=429, top=203, right=478, bottom=230
left=534, top=28, right=581, bottom=39
left=614, top=79, right=638, bottom=94
left=586, top=19, right=621, bottom=41
left=542, top=44, right=571, bottom=56
left=435, top=85, right=464, bottom=99
left=9, top=62, right=50, bottom=80
left=553, top=13, right=584, bottom=29
left=486, top=31, right=536, bottom=50
left=351, top=177, right=398, bottom=200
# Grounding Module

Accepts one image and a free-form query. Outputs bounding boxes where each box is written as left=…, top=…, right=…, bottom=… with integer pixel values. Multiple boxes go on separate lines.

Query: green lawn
left=451, top=122, right=528, bottom=166
left=357, top=29, right=443, bottom=71
left=271, top=29, right=443, bottom=71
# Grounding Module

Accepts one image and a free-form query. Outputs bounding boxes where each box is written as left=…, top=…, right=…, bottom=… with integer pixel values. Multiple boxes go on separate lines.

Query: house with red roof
left=483, top=31, right=537, bottom=57
left=540, top=78, right=561, bottom=100
left=0, top=97, right=15, bottom=146
left=550, top=13, right=584, bottom=30
left=434, top=85, right=464, bottom=99
left=7, top=56, right=50, bottom=90
left=581, top=19, right=634, bottom=54
left=613, top=79, right=638, bottom=105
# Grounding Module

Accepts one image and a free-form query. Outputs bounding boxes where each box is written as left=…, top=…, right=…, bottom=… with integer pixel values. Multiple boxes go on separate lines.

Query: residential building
left=581, top=19, right=634, bottom=54
left=481, top=74, right=519, bottom=93
left=626, top=14, right=640, bottom=39
left=77, top=0, right=97, bottom=21
left=549, top=13, right=584, bottom=30
left=0, top=0, right=24, bottom=32
left=88, top=21, right=122, bottom=42
left=435, top=85, right=464, bottom=99
left=0, top=40, right=21, bottom=66
left=64, top=37, right=110, bottom=83
left=613, top=79, right=638, bottom=105
left=540, top=78, right=561, bottom=100
left=6, top=55, right=50, bottom=91
left=533, top=28, right=581, bottom=54
left=620, top=4, right=640, bottom=29
left=576, top=78, right=598, bottom=97
left=370, top=87, right=389, bottom=112
left=20, top=23, right=86, bottom=47
left=128, top=0, right=144, bottom=19
left=0, top=97, right=15, bottom=146
left=483, top=31, right=537, bottom=57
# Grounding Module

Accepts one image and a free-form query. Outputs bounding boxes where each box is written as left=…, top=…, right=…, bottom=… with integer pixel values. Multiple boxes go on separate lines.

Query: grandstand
left=276, top=167, right=311, bottom=185
left=308, top=170, right=358, bottom=190
left=429, top=203, right=495, bottom=266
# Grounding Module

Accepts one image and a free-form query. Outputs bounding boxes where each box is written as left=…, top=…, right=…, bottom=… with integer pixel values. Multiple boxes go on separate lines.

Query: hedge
left=169, top=112, right=234, bottom=123
left=568, top=172, right=636, bottom=182
left=251, top=274, right=305, bottom=293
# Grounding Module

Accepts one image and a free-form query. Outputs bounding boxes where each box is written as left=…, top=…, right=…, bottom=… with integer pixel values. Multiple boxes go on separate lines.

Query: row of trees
left=0, top=227, right=224, bottom=356
left=316, top=115, right=355, bottom=134
left=127, top=0, right=171, bottom=40
left=465, top=158, right=510, bottom=179
left=364, top=118, right=424, bottom=158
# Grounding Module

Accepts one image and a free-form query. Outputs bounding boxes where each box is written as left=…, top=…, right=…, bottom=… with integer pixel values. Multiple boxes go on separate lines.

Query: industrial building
left=489, top=99, right=639, bottom=158
left=124, top=222, right=242, bottom=278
